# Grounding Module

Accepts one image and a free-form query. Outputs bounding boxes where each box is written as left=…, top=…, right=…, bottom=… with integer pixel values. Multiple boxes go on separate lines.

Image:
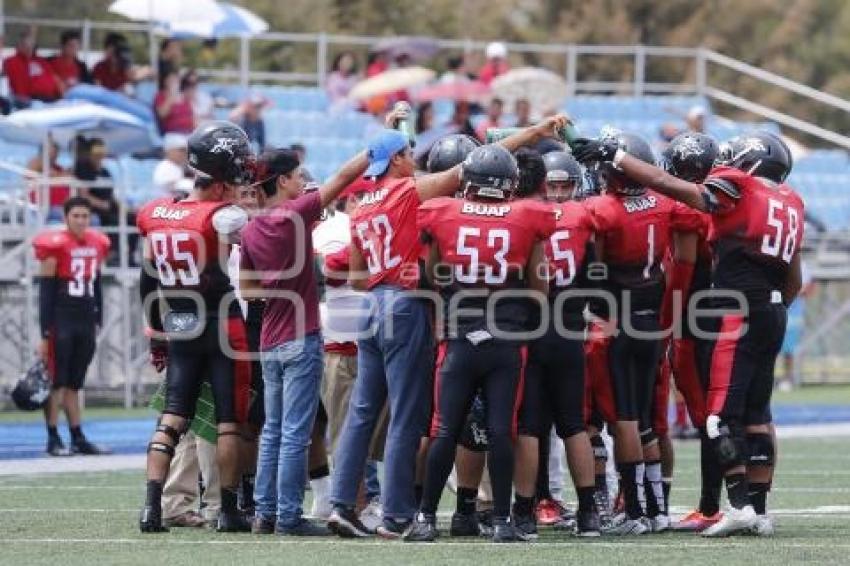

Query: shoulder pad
left=703, top=177, right=741, bottom=200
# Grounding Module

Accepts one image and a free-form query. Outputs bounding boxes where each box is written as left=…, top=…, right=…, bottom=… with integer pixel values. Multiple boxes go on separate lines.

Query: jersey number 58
left=761, top=198, right=800, bottom=263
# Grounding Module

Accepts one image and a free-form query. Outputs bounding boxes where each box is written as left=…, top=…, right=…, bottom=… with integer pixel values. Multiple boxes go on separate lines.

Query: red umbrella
left=414, top=80, right=490, bottom=103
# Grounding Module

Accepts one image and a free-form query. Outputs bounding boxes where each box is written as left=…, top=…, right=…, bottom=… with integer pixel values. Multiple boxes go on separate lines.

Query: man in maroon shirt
left=3, top=29, right=62, bottom=108
left=239, top=147, right=368, bottom=535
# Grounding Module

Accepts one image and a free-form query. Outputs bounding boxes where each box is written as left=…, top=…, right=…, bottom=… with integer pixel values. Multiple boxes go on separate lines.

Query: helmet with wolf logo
left=187, top=120, right=256, bottom=185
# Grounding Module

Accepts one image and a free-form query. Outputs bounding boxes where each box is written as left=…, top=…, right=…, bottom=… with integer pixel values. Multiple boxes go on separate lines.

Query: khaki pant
left=162, top=431, right=220, bottom=521
left=321, top=350, right=389, bottom=461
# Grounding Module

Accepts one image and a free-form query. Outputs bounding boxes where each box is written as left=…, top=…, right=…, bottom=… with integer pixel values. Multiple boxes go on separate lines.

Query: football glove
left=572, top=137, right=620, bottom=164
left=150, top=339, right=168, bottom=373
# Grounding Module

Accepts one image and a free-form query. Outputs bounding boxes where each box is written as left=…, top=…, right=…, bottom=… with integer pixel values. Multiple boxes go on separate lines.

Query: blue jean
left=365, top=460, right=381, bottom=501
left=254, top=332, right=322, bottom=527
left=331, top=286, right=433, bottom=520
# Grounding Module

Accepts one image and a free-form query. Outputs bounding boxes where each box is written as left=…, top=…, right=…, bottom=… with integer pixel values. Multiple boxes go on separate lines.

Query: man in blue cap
left=328, top=112, right=570, bottom=539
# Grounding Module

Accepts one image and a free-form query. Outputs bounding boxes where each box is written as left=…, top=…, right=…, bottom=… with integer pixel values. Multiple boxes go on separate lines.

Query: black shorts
left=430, top=339, right=526, bottom=442
left=164, top=316, right=252, bottom=425
left=521, top=319, right=587, bottom=439
left=47, top=316, right=96, bottom=391
left=701, top=304, right=786, bottom=426
left=607, top=312, right=662, bottom=431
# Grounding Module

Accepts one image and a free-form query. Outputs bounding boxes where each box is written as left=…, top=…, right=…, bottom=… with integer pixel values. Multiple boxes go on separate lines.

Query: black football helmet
left=426, top=134, right=481, bottom=173
left=661, top=132, right=719, bottom=183
left=596, top=131, right=655, bottom=195
left=187, top=120, right=256, bottom=185
left=461, top=144, right=519, bottom=201
left=719, top=131, right=792, bottom=183
left=11, top=361, right=51, bottom=411
left=542, top=150, right=583, bottom=202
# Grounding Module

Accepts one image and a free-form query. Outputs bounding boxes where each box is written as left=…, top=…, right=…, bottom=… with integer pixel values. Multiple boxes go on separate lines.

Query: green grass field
left=1, top=437, right=849, bottom=565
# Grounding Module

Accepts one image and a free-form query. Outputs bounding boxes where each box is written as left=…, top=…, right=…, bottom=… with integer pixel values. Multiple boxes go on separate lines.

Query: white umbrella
left=491, top=67, right=568, bottom=115
left=163, top=2, right=269, bottom=38
left=108, top=0, right=226, bottom=26
left=0, top=102, right=157, bottom=155
left=348, top=67, right=436, bottom=101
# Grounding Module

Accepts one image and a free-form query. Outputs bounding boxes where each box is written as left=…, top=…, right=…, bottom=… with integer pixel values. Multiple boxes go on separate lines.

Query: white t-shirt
left=312, top=211, right=367, bottom=345
left=152, top=159, right=186, bottom=196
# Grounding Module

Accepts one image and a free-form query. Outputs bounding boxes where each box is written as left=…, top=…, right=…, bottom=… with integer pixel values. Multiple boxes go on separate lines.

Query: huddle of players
left=125, top=113, right=802, bottom=540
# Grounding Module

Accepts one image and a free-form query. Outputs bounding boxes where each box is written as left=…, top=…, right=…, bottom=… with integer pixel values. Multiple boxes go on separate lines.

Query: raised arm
left=319, top=151, right=369, bottom=208
left=572, top=138, right=707, bottom=211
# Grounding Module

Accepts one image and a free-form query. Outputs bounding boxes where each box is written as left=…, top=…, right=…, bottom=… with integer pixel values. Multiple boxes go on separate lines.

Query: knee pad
left=639, top=427, right=658, bottom=447
left=590, top=434, right=607, bottom=462
left=706, top=415, right=745, bottom=471
left=747, top=432, right=775, bottom=468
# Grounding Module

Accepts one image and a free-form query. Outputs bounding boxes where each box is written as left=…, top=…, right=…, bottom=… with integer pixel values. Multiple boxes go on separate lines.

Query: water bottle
left=485, top=127, right=521, bottom=144
left=393, top=101, right=415, bottom=144
left=487, top=122, right=581, bottom=148
left=558, top=120, right=581, bottom=150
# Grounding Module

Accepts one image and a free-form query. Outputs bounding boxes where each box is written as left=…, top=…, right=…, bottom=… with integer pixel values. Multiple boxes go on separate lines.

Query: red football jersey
left=137, top=197, right=233, bottom=313
left=33, top=227, right=110, bottom=308
left=350, top=178, right=423, bottom=290
left=544, top=200, right=595, bottom=294
left=418, top=197, right=556, bottom=288
left=702, top=165, right=805, bottom=301
left=585, top=190, right=687, bottom=311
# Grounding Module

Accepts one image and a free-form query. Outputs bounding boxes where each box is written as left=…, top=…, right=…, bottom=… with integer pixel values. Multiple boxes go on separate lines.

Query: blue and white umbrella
left=0, top=102, right=158, bottom=155
left=163, top=2, right=269, bottom=38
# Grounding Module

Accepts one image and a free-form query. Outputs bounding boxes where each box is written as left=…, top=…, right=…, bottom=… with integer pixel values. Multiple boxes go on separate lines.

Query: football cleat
left=216, top=511, right=251, bottom=532
left=492, top=517, right=522, bottom=543
left=601, top=513, right=650, bottom=536
left=403, top=512, right=438, bottom=542
left=672, top=510, right=722, bottom=532
left=701, top=505, right=757, bottom=537
left=575, top=508, right=601, bottom=537
left=328, top=505, right=372, bottom=538
left=71, top=437, right=112, bottom=456
left=749, top=514, right=775, bottom=537
left=536, top=498, right=573, bottom=526
left=139, top=505, right=169, bottom=533
left=449, top=512, right=481, bottom=537
left=478, top=509, right=495, bottom=537
left=649, top=513, right=671, bottom=533
left=512, top=514, right=538, bottom=541
left=46, top=436, right=71, bottom=457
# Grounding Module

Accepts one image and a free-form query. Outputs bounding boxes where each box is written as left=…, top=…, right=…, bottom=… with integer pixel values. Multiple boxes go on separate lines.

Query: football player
left=581, top=131, right=704, bottom=534
left=34, top=196, right=111, bottom=456
left=574, top=130, right=803, bottom=537
left=137, top=121, right=255, bottom=533
left=406, top=144, right=555, bottom=543
left=329, top=117, right=566, bottom=539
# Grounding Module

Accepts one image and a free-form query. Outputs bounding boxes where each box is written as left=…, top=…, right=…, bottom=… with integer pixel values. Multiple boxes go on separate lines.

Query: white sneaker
left=750, top=514, right=774, bottom=536
left=309, top=476, right=332, bottom=519
left=649, top=514, right=671, bottom=533
left=701, top=505, right=757, bottom=537
left=601, top=513, right=650, bottom=536
left=358, top=498, right=383, bottom=533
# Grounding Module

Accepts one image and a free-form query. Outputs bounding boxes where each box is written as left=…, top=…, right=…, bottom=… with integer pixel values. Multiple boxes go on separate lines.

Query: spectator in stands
left=182, top=69, right=214, bottom=124
left=514, top=97, right=532, bottom=127
left=26, top=139, right=72, bottom=222
left=685, top=105, right=706, bottom=133
left=440, top=55, right=471, bottom=84
left=153, top=133, right=191, bottom=198
left=230, top=92, right=268, bottom=153
left=474, top=97, right=504, bottom=141
left=415, top=102, right=434, bottom=134
left=74, top=137, right=114, bottom=226
left=154, top=69, right=195, bottom=134
left=92, top=33, right=150, bottom=94
left=48, top=30, right=91, bottom=92
left=448, top=100, right=476, bottom=138
left=365, top=51, right=388, bottom=77
left=478, top=41, right=510, bottom=85
left=157, top=38, right=183, bottom=78
left=3, top=28, right=62, bottom=108
left=326, top=51, right=358, bottom=104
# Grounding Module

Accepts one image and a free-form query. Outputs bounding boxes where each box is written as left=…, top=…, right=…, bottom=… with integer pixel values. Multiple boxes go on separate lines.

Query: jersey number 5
left=150, top=232, right=200, bottom=286
left=549, top=230, right=577, bottom=286
left=761, top=198, right=800, bottom=263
